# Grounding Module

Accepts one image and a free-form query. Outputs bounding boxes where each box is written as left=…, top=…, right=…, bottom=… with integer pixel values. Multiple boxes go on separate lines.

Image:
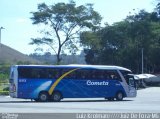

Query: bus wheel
left=51, top=91, right=62, bottom=102
left=38, top=92, right=49, bottom=102
left=116, top=92, right=123, bottom=101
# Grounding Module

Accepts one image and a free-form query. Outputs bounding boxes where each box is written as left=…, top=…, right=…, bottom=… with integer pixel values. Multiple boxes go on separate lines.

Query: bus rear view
left=9, top=66, right=18, bottom=98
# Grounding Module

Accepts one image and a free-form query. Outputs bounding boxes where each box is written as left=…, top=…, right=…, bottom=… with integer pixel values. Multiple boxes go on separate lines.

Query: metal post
left=142, top=48, right=144, bottom=74
left=0, top=27, right=1, bottom=46
left=0, top=27, right=5, bottom=46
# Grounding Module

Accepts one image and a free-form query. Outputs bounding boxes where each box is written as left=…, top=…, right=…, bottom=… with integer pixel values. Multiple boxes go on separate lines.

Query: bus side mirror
left=129, top=78, right=135, bottom=87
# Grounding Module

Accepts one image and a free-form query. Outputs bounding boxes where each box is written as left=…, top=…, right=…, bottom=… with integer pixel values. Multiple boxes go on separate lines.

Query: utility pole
left=0, top=26, right=5, bottom=46
left=141, top=48, right=144, bottom=74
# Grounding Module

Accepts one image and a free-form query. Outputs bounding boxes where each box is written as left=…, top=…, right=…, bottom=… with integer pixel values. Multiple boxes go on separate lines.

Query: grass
left=0, top=90, right=9, bottom=95
left=0, top=83, right=9, bottom=89
left=0, top=82, right=9, bottom=95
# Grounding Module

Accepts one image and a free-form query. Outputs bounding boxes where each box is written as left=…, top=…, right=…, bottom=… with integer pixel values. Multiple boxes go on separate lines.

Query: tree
left=80, top=8, right=160, bottom=73
left=80, top=21, right=131, bottom=65
left=30, top=1, right=102, bottom=64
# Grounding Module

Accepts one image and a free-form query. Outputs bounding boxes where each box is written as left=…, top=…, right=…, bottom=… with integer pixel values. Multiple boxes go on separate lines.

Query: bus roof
left=68, top=64, right=131, bottom=71
left=13, top=64, right=131, bottom=72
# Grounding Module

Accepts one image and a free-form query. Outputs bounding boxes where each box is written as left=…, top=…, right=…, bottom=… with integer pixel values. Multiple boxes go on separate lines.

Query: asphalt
left=0, top=87, right=160, bottom=118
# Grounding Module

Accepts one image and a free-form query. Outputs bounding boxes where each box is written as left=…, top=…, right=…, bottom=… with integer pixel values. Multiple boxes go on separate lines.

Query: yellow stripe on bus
left=48, top=68, right=79, bottom=95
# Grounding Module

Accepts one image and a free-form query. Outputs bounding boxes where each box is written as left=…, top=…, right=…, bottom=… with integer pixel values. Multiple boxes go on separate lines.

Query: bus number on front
left=19, top=79, right=27, bottom=83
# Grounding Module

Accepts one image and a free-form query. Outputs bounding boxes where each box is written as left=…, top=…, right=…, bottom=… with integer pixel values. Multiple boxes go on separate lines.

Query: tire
left=116, top=91, right=123, bottom=101
left=38, top=92, right=49, bottom=102
left=34, top=99, right=39, bottom=102
left=108, top=97, right=114, bottom=101
left=51, top=91, right=62, bottom=102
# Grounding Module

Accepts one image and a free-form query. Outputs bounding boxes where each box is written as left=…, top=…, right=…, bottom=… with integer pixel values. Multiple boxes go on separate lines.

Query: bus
left=9, top=65, right=137, bottom=102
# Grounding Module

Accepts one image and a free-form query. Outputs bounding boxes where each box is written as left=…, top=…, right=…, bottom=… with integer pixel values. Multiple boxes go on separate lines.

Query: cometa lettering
left=87, top=80, right=109, bottom=86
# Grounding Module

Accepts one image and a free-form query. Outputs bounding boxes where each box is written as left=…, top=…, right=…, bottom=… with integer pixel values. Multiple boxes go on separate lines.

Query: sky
left=0, top=0, right=157, bottom=55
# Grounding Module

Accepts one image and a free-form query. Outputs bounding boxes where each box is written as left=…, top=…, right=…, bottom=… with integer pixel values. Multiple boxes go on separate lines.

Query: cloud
left=16, top=18, right=28, bottom=23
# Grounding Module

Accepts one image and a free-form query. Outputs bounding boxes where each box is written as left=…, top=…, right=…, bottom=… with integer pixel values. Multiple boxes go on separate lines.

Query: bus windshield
left=120, top=70, right=136, bottom=87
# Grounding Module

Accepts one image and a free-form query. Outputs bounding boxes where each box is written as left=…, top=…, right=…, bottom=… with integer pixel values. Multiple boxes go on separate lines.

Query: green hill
left=0, top=44, right=40, bottom=64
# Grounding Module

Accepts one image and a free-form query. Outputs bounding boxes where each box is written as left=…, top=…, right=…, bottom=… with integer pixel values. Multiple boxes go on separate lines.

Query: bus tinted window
left=66, top=69, right=76, bottom=79
left=49, top=68, right=60, bottom=79
left=18, top=67, right=61, bottom=79
left=18, top=68, right=32, bottom=79
left=106, top=70, right=121, bottom=81
left=73, top=69, right=121, bottom=81
left=54, top=68, right=76, bottom=79
left=75, top=70, right=88, bottom=79
left=18, top=67, right=121, bottom=81
left=89, top=70, right=121, bottom=80
left=32, top=68, right=50, bottom=79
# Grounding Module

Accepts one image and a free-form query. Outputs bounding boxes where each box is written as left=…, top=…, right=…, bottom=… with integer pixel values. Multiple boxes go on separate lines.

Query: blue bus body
left=9, top=65, right=137, bottom=101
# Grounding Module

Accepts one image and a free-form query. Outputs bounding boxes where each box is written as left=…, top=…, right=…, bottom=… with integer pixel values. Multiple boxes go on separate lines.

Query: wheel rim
left=41, top=94, right=47, bottom=101
left=52, top=92, right=61, bottom=102
left=53, top=95, right=60, bottom=101
left=116, top=92, right=123, bottom=101
left=39, top=93, right=48, bottom=102
left=118, top=93, right=123, bottom=99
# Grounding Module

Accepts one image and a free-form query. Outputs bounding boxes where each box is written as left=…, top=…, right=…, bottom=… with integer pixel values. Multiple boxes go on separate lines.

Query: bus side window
left=81, top=70, right=86, bottom=79
left=76, top=70, right=89, bottom=80
left=103, top=70, right=111, bottom=80
left=54, top=69, right=60, bottom=79
left=100, top=71, right=106, bottom=79
left=96, top=70, right=105, bottom=79
left=31, top=69, right=40, bottom=79
left=47, top=68, right=55, bottom=79
left=87, top=70, right=91, bottom=79
left=18, top=68, right=31, bottom=79
left=68, top=70, right=76, bottom=79
left=114, top=71, right=122, bottom=81
left=107, top=70, right=122, bottom=81
left=91, top=70, right=96, bottom=79
left=46, top=68, right=61, bottom=79
left=62, top=69, right=76, bottom=79
left=61, top=69, right=67, bottom=79
left=40, top=68, right=48, bottom=79
left=104, top=71, right=113, bottom=80
left=75, top=70, right=81, bottom=79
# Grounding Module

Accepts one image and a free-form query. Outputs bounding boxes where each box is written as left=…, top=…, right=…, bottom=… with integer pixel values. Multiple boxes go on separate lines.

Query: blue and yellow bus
left=9, top=65, right=137, bottom=102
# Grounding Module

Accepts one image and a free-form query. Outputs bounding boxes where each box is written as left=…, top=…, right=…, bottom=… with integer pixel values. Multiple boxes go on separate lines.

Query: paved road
left=0, top=87, right=160, bottom=113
